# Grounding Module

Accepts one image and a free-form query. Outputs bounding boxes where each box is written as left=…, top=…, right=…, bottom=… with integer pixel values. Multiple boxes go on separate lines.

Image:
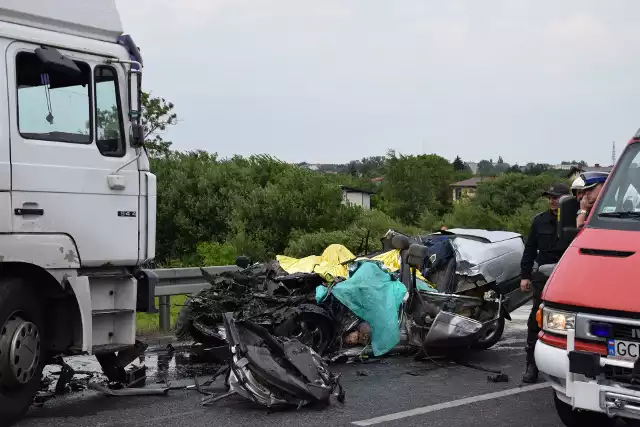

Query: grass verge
left=136, top=294, right=188, bottom=336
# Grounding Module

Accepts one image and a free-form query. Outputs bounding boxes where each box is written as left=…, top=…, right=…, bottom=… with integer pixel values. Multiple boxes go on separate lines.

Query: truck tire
left=471, top=316, right=505, bottom=350
left=0, top=277, right=46, bottom=426
left=553, top=391, right=615, bottom=427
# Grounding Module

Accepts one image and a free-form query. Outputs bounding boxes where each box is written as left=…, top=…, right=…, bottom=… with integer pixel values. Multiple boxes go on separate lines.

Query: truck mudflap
left=561, top=328, right=640, bottom=421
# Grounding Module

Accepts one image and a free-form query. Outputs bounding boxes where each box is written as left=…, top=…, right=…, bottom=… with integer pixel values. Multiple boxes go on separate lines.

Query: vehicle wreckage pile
left=176, top=228, right=528, bottom=365
left=33, top=228, right=527, bottom=413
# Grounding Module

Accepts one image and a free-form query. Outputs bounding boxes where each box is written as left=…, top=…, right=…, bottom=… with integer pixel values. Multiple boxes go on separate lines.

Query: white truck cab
left=0, top=1, right=157, bottom=423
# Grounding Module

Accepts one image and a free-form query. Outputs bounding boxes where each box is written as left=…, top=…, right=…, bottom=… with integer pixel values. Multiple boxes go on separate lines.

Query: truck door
left=6, top=42, right=140, bottom=266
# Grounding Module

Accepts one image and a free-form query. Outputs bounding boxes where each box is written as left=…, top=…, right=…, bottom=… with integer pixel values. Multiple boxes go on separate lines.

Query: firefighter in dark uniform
left=520, top=182, right=571, bottom=383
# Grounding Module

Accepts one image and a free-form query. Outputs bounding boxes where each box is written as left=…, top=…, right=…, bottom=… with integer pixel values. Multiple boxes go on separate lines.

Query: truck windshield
left=589, top=142, right=640, bottom=231
left=16, top=51, right=91, bottom=144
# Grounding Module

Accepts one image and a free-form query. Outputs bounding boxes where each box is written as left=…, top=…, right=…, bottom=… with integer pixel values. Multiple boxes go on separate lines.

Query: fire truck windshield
left=589, top=142, right=640, bottom=231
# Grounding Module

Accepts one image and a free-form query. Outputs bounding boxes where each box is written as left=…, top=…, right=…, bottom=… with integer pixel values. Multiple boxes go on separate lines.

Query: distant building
left=567, top=164, right=613, bottom=180
left=553, top=164, right=577, bottom=171
left=466, top=162, right=479, bottom=174
left=450, top=177, right=487, bottom=201
left=298, top=162, right=320, bottom=171
left=340, top=186, right=373, bottom=210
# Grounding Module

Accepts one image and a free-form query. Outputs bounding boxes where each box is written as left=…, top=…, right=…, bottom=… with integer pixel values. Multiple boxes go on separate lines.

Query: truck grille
left=611, top=323, right=640, bottom=340
left=605, top=365, right=634, bottom=384
left=604, top=365, right=640, bottom=390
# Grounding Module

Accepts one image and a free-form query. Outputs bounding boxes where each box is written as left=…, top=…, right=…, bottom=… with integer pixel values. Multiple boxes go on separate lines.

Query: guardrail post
left=159, top=295, right=171, bottom=332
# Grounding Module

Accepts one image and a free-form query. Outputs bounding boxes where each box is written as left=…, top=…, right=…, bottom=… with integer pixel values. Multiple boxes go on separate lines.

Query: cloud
left=546, top=14, right=610, bottom=47
left=116, top=0, right=640, bottom=165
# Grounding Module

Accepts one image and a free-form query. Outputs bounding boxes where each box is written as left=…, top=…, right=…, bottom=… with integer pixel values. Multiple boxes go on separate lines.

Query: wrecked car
left=383, top=228, right=529, bottom=350
left=202, top=312, right=345, bottom=409
left=175, top=228, right=528, bottom=361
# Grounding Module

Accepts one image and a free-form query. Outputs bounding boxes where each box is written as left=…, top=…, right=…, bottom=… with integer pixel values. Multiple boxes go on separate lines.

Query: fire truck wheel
left=553, top=391, right=615, bottom=427
left=0, top=277, right=46, bottom=426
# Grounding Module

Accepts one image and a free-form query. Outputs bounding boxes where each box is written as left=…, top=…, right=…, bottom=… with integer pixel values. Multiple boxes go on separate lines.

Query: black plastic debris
left=174, top=262, right=331, bottom=355
left=201, top=312, right=345, bottom=409
left=487, top=373, right=509, bottom=383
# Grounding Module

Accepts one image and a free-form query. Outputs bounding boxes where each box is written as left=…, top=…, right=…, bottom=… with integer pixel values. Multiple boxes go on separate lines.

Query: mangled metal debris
left=175, top=228, right=528, bottom=365
left=88, top=382, right=169, bottom=397
left=201, top=312, right=345, bottom=409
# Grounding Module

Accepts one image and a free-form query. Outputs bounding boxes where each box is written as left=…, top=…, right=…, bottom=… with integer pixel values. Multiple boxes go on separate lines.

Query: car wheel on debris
left=274, top=311, right=334, bottom=355
left=174, top=292, right=198, bottom=340
left=553, top=391, right=615, bottom=427
left=471, top=316, right=505, bottom=350
left=175, top=291, right=226, bottom=347
left=0, top=277, right=46, bottom=426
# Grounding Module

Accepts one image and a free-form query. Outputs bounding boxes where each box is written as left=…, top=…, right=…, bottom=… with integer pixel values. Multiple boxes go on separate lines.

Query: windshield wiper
left=599, top=211, right=640, bottom=219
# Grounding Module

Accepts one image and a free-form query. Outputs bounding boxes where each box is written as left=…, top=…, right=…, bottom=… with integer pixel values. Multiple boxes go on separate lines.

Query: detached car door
left=7, top=42, right=140, bottom=266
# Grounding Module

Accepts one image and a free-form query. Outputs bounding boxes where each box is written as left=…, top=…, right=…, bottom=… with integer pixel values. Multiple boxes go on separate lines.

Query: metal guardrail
left=153, top=265, right=241, bottom=332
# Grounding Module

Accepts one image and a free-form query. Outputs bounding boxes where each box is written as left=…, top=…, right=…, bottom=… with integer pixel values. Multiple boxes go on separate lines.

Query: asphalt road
left=17, top=305, right=576, bottom=427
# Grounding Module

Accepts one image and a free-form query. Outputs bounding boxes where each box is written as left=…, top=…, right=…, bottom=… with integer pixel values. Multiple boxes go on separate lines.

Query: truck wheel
left=471, top=316, right=505, bottom=350
left=553, top=391, right=615, bottom=427
left=0, top=277, right=45, bottom=426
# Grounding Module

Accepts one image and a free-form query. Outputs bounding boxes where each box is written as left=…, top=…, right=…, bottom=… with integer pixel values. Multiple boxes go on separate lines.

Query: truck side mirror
left=557, top=195, right=580, bottom=243
left=128, top=70, right=142, bottom=124
left=130, top=123, right=144, bottom=148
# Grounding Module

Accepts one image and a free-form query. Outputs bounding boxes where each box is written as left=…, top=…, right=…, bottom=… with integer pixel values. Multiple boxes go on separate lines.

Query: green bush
left=352, top=209, right=422, bottom=237
left=195, top=241, right=239, bottom=266
left=284, top=227, right=368, bottom=258
left=150, top=150, right=567, bottom=266
left=442, top=200, right=504, bottom=230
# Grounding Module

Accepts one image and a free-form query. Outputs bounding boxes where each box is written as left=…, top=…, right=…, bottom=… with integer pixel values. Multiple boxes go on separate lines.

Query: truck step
left=92, top=309, right=135, bottom=316
left=82, top=271, right=134, bottom=279
left=92, top=343, right=136, bottom=355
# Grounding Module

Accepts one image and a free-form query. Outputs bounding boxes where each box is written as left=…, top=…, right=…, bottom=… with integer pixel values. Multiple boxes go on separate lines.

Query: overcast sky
left=116, top=0, right=640, bottom=166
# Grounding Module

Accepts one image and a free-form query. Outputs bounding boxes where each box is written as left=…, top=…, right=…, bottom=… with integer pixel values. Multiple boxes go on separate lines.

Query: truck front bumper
left=536, top=330, right=640, bottom=421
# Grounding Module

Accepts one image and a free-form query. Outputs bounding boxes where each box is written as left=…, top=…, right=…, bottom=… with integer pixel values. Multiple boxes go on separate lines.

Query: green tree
left=142, top=92, right=178, bottom=158
left=477, top=160, right=495, bottom=177
left=524, top=163, right=550, bottom=176
left=152, top=150, right=251, bottom=263
left=379, top=153, right=454, bottom=225
left=453, top=156, right=466, bottom=171
left=472, top=172, right=558, bottom=217
left=507, top=164, right=523, bottom=173
left=233, top=165, right=361, bottom=257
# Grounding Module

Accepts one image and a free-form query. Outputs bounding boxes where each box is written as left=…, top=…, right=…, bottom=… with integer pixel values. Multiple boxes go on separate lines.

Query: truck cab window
left=16, top=51, right=91, bottom=144
left=94, top=66, right=125, bottom=157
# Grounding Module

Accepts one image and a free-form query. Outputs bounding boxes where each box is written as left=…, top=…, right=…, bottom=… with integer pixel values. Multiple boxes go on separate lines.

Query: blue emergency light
left=590, top=322, right=612, bottom=338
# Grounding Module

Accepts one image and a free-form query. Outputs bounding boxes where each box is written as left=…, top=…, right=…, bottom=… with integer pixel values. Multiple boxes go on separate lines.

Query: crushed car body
left=212, top=312, right=345, bottom=409
left=175, top=228, right=528, bottom=362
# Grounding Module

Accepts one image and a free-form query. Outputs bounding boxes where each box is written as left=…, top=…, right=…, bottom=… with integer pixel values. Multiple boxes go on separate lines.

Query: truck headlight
left=542, top=307, right=575, bottom=335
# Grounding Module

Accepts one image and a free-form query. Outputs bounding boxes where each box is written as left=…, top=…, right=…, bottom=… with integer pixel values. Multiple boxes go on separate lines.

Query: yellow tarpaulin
left=277, top=245, right=430, bottom=284
left=276, top=244, right=355, bottom=282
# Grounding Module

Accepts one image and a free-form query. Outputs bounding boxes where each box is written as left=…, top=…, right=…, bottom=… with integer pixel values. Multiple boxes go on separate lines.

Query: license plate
left=608, top=339, right=640, bottom=361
